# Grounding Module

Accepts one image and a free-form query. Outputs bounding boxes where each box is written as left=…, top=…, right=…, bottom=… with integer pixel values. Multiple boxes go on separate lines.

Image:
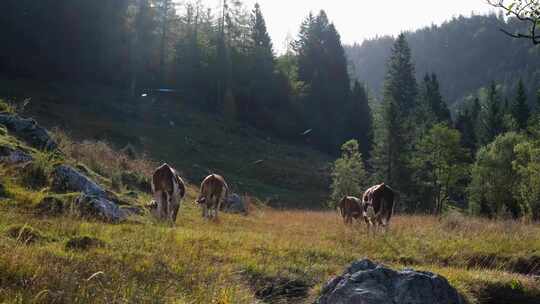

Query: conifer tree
left=343, top=81, right=372, bottom=156
left=477, top=82, right=504, bottom=145
left=511, top=79, right=530, bottom=131
left=294, top=10, right=350, bottom=152
left=371, top=34, right=417, bottom=199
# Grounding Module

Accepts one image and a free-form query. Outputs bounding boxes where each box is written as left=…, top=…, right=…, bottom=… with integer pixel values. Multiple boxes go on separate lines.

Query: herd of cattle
left=338, top=184, right=397, bottom=230
left=149, top=163, right=229, bottom=223
left=149, top=163, right=398, bottom=228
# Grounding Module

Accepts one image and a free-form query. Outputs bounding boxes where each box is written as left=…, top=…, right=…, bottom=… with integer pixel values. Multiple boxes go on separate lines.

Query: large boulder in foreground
left=0, top=114, right=57, bottom=150
left=316, top=259, right=464, bottom=304
left=51, top=165, right=106, bottom=197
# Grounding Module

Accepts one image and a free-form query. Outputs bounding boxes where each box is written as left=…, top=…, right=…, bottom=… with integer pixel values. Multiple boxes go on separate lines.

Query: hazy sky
left=202, top=0, right=496, bottom=52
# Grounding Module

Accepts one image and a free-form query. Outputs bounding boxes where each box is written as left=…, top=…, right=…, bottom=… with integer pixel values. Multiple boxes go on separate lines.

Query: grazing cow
left=362, top=183, right=396, bottom=231
left=151, top=163, right=186, bottom=223
left=337, top=196, right=363, bottom=225
left=196, top=174, right=228, bottom=220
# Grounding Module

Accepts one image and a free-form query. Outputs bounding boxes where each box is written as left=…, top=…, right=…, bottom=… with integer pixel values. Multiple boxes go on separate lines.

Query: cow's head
left=146, top=200, right=160, bottom=218
left=196, top=197, right=207, bottom=205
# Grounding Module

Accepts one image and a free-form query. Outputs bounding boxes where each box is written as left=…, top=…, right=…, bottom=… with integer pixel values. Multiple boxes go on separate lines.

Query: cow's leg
left=163, top=191, right=171, bottom=222
left=201, top=203, right=207, bottom=219
left=172, top=198, right=180, bottom=223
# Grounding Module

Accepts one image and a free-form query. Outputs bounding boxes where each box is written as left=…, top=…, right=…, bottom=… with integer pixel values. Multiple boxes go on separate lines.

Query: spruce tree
left=511, top=79, right=530, bottom=131
left=371, top=33, right=417, bottom=200
left=243, top=3, right=276, bottom=125
left=478, top=82, right=504, bottom=145
left=343, top=81, right=372, bottom=156
left=294, top=10, right=350, bottom=152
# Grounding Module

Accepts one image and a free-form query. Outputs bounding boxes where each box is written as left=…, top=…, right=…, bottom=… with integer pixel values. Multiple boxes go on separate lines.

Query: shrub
left=21, top=154, right=53, bottom=189
left=329, top=140, right=367, bottom=208
left=468, top=132, right=526, bottom=218
left=121, top=171, right=151, bottom=193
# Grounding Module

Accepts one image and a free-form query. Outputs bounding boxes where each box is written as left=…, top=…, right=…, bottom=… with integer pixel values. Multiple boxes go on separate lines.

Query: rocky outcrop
left=73, top=194, right=127, bottom=223
left=0, top=114, right=57, bottom=150
left=316, top=259, right=464, bottom=304
left=51, top=165, right=139, bottom=222
left=0, top=145, right=32, bottom=164
left=51, top=165, right=106, bottom=197
left=222, top=193, right=248, bottom=214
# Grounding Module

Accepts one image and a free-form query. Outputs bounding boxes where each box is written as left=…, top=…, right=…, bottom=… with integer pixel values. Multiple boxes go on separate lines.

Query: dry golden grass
left=1, top=201, right=539, bottom=303
left=0, top=117, right=538, bottom=303
left=51, top=128, right=157, bottom=178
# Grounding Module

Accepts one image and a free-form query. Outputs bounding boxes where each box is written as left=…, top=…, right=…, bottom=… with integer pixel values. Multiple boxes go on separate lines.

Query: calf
left=337, top=196, right=363, bottom=225
left=151, top=163, right=186, bottom=223
left=196, top=174, right=228, bottom=220
left=362, top=183, right=396, bottom=231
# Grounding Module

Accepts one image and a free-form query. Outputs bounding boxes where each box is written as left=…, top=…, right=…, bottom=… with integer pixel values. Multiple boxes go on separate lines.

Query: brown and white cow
left=337, top=196, right=363, bottom=225
left=361, top=183, right=396, bottom=231
left=151, top=163, right=186, bottom=223
left=196, top=174, right=229, bottom=220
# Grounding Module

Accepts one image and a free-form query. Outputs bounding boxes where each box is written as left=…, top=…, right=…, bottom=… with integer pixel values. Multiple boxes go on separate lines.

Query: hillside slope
left=0, top=78, right=331, bottom=208
left=346, top=14, right=540, bottom=106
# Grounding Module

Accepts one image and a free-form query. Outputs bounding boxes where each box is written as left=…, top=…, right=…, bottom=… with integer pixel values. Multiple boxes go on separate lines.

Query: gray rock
left=73, top=194, right=128, bottom=223
left=222, top=193, right=248, bottom=214
left=316, top=259, right=464, bottom=304
left=51, top=165, right=106, bottom=197
left=0, top=145, right=32, bottom=164
left=0, top=114, right=57, bottom=150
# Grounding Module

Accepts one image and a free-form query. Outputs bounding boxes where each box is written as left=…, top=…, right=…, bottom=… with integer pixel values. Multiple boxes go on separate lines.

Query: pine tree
left=454, top=97, right=481, bottom=150
left=384, top=34, right=418, bottom=115
left=511, top=79, right=530, bottom=131
left=343, top=81, right=372, bottom=156
left=371, top=34, right=417, bottom=200
left=242, top=3, right=276, bottom=126
left=417, top=73, right=451, bottom=130
left=294, top=10, right=350, bottom=152
left=478, top=82, right=504, bottom=145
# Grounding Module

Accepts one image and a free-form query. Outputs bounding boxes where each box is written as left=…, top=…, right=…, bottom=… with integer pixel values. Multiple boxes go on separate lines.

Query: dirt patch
left=474, top=281, right=540, bottom=304
left=248, top=274, right=311, bottom=303
left=466, top=254, right=540, bottom=276
left=6, top=225, right=46, bottom=244
left=65, top=236, right=106, bottom=251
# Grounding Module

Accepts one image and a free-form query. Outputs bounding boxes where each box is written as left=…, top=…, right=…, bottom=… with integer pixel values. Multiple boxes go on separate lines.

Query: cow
left=196, top=174, right=229, bottom=220
left=150, top=163, right=186, bottom=224
left=337, top=196, right=363, bottom=225
left=361, top=183, right=396, bottom=231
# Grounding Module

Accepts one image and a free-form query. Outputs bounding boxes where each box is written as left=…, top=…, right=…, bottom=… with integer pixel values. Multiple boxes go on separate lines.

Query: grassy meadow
left=0, top=84, right=538, bottom=304
left=1, top=200, right=540, bottom=304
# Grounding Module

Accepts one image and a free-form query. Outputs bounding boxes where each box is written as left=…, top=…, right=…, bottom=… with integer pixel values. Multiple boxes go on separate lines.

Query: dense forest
left=346, top=14, right=540, bottom=107
left=0, top=0, right=371, bottom=156
left=1, top=1, right=540, bottom=218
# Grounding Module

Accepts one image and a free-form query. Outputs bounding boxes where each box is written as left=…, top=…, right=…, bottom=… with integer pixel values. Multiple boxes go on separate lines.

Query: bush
left=21, top=154, right=53, bottom=189
left=121, top=171, right=151, bottom=193
left=328, top=140, right=367, bottom=208
left=468, top=132, right=526, bottom=218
